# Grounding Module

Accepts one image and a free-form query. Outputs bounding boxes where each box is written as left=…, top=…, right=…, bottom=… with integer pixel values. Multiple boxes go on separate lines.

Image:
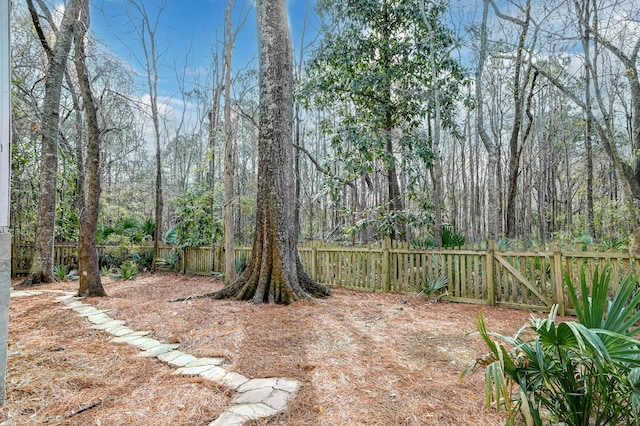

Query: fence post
left=552, top=250, right=565, bottom=316
left=311, top=244, right=318, bottom=281
left=486, top=244, right=495, bottom=306
left=382, top=238, right=391, bottom=292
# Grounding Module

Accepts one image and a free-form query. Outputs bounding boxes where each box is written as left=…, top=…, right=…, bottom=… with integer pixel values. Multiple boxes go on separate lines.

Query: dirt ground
left=1, top=273, right=537, bottom=425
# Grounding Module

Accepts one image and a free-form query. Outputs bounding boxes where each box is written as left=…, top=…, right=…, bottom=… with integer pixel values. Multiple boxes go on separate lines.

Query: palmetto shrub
left=463, top=266, right=640, bottom=426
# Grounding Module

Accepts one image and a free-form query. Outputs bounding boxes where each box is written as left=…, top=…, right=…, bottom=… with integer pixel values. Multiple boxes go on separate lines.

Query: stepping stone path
left=10, top=288, right=300, bottom=425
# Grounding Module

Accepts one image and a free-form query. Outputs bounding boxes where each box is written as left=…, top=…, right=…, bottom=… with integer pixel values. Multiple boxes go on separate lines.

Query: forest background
left=10, top=0, right=640, bottom=262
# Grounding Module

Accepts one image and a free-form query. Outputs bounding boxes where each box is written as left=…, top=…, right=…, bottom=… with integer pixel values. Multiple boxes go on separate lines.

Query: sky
left=89, top=0, right=318, bottom=103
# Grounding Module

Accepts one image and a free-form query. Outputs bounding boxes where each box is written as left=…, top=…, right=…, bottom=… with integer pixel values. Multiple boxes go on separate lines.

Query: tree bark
left=223, top=0, right=236, bottom=283
left=20, top=0, right=81, bottom=286
left=74, top=0, right=106, bottom=297
left=476, top=0, right=500, bottom=241
left=192, top=0, right=330, bottom=304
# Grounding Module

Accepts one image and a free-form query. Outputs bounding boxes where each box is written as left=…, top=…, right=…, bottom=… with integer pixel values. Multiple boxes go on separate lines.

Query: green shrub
left=54, top=265, right=68, bottom=281
left=54, top=265, right=79, bottom=282
left=130, top=249, right=154, bottom=271
left=156, top=249, right=180, bottom=271
left=462, top=266, right=640, bottom=426
left=418, top=276, right=448, bottom=301
left=235, top=252, right=248, bottom=274
left=410, top=225, right=465, bottom=249
left=100, top=265, right=110, bottom=277
left=112, top=261, right=138, bottom=281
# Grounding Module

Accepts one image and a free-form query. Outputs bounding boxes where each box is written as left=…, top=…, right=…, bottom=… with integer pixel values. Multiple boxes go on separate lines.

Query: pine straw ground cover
left=2, top=273, right=536, bottom=425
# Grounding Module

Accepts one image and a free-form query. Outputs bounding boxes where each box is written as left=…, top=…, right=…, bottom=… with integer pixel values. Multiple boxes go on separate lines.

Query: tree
left=183, top=0, right=331, bottom=304
left=128, top=0, right=166, bottom=269
left=222, top=0, right=236, bottom=283
left=74, top=0, right=107, bottom=297
left=20, top=0, right=82, bottom=286
left=308, top=0, right=465, bottom=241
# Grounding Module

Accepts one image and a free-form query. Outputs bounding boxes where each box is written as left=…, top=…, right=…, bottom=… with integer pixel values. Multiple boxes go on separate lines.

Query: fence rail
left=12, top=241, right=640, bottom=314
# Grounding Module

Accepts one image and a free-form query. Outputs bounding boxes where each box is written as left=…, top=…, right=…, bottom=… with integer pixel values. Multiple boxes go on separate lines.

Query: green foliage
left=100, top=234, right=137, bottom=268
left=97, top=217, right=154, bottom=244
left=156, top=249, right=180, bottom=271
left=142, top=217, right=155, bottom=240
left=163, top=225, right=177, bottom=245
left=112, top=261, right=138, bottom=281
left=100, top=265, right=110, bottom=277
left=130, top=249, right=154, bottom=271
left=410, top=225, right=465, bottom=248
left=234, top=252, right=248, bottom=274
left=463, top=267, right=640, bottom=425
left=170, top=190, right=222, bottom=249
left=306, top=0, right=467, bottom=238
left=54, top=265, right=78, bottom=281
left=418, top=275, right=448, bottom=300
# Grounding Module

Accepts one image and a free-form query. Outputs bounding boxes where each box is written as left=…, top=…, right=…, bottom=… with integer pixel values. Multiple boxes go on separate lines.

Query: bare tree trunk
left=580, top=0, right=596, bottom=238
left=20, top=0, right=81, bottom=286
left=209, top=59, right=224, bottom=273
left=184, top=0, right=330, bottom=304
left=74, top=0, right=106, bottom=297
left=502, top=0, right=533, bottom=239
left=476, top=0, right=499, bottom=241
left=128, top=0, right=165, bottom=270
left=223, top=0, right=236, bottom=283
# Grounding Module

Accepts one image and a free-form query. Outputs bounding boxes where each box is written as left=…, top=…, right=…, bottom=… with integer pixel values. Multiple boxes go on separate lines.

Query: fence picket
left=10, top=242, right=638, bottom=314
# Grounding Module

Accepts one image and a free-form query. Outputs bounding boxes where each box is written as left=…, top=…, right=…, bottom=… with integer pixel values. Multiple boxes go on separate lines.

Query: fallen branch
left=65, top=401, right=102, bottom=418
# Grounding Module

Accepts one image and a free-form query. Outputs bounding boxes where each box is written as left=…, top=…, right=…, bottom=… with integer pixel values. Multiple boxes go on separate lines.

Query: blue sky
left=90, top=0, right=317, bottom=101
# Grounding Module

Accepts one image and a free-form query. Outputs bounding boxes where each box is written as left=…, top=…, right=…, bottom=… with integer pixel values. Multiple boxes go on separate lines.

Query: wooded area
left=8, top=0, right=640, bottom=287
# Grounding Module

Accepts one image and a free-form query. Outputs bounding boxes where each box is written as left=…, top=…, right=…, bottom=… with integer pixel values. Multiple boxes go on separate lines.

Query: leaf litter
left=2, top=273, right=533, bottom=425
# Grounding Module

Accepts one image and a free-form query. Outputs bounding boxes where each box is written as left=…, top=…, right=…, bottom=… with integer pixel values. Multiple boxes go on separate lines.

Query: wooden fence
left=12, top=241, right=640, bottom=314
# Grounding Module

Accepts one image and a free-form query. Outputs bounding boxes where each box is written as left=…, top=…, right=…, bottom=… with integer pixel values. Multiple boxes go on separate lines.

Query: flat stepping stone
left=61, top=304, right=90, bottom=311
left=75, top=309, right=111, bottom=317
left=200, top=366, right=229, bottom=382
left=126, top=337, right=162, bottom=350
left=138, top=344, right=181, bottom=357
left=236, top=377, right=300, bottom=393
left=185, top=357, right=225, bottom=368
left=62, top=300, right=86, bottom=308
left=10, top=291, right=43, bottom=298
left=173, top=364, right=217, bottom=376
left=111, top=331, right=152, bottom=343
left=233, top=388, right=294, bottom=411
left=68, top=306, right=95, bottom=314
left=157, top=350, right=185, bottom=363
left=87, top=314, right=116, bottom=330
left=218, top=371, right=249, bottom=390
left=167, top=353, right=198, bottom=367
left=210, top=403, right=278, bottom=426
left=105, top=326, right=136, bottom=337
left=89, top=320, right=125, bottom=330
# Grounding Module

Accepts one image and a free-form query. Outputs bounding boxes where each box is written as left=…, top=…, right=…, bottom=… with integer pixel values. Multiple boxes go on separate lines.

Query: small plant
left=235, top=252, right=248, bottom=274
left=54, top=265, right=68, bottom=281
left=462, top=266, right=640, bottom=426
left=156, top=249, right=180, bottom=271
left=418, top=276, right=448, bottom=301
left=54, top=265, right=79, bottom=282
left=112, top=261, right=138, bottom=281
left=100, top=265, right=110, bottom=277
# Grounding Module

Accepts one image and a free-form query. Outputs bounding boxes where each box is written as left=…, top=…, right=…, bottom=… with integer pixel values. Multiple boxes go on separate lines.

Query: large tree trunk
left=195, top=0, right=330, bottom=304
left=20, top=0, right=81, bottom=286
left=74, top=0, right=106, bottom=297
